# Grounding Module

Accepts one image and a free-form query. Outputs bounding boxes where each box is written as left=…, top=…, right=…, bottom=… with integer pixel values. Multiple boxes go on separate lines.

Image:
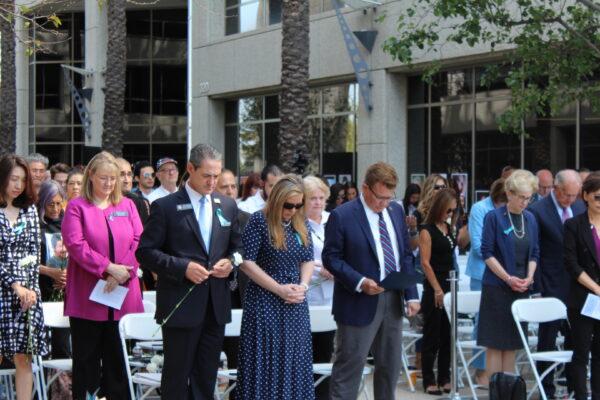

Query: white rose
left=232, top=252, right=243, bottom=267
left=146, top=362, right=158, bottom=373
left=150, top=354, right=164, bottom=367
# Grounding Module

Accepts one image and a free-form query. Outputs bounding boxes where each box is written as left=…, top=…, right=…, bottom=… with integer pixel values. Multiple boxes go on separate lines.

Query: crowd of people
left=0, top=147, right=599, bottom=400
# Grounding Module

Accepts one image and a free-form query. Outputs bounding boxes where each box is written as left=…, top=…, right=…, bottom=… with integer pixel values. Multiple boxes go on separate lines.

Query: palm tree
left=0, top=0, right=17, bottom=155
left=279, top=0, right=310, bottom=173
left=103, top=0, right=127, bottom=156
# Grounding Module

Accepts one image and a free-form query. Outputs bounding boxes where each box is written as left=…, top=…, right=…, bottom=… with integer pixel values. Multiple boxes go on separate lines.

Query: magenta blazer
left=62, top=196, right=144, bottom=321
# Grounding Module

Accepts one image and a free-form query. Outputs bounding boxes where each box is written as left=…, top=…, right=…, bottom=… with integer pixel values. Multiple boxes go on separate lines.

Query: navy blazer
left=481, top=206, right=540, bottom=287
left=529, top=195, right=586, bottom=301
left=136, top=188, right=242, bottom=327
left=322, top=198, right=418, bottom=327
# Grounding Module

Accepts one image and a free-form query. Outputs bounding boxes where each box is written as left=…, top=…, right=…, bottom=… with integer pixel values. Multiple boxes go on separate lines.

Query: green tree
left=279, top=0, right=310, bottom=173
left=382, top=0, right=600, bottom=134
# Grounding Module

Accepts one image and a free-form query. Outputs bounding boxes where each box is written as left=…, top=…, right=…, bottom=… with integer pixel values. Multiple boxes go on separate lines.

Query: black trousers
left=69, top=317, right=129, bottom=400
left=568, top=307, right=600, bottom=400
left=421, top=284, right=451, bottom=389
left=161, top=297, right=225, bottom=400
left=537, top=318, right=573, bottom=396
left=312, top=330, right=335, bottom=400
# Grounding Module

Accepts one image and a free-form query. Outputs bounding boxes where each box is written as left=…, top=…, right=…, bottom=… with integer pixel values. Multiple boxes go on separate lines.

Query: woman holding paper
left=419, top=188, right=457, bottom=395
left=564, top=173, right=600, bottom=400
left=62, top=151, right=143, bottom=400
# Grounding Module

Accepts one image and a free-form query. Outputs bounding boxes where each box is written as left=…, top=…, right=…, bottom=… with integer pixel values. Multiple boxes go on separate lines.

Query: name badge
left=216, top=208, right=231, bottom=227
left=176, top=203, right=193, bottom=211
left=109, top=211, right=129, bottom=221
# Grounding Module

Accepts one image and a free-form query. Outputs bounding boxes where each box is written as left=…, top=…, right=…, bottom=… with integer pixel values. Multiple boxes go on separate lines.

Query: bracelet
left=300, top=283, right=309, bottom=290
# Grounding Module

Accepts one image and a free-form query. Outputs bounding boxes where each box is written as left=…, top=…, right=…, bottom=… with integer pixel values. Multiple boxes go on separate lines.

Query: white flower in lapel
left=214, top=198, right=221, bottom=204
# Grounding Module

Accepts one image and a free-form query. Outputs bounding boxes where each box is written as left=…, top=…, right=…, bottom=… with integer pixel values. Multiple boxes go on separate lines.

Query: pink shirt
left=62, top=196, right=144, bottom=321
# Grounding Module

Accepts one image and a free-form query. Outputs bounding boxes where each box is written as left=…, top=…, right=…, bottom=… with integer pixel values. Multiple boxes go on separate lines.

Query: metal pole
left=438, top=269, right=477, bottom=400
left=186, top=0, right=193, bottom=158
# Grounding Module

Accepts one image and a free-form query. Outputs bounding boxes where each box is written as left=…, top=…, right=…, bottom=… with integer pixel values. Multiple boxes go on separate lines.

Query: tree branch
left=577, top=0, right=600, bottom=13
left=556, top=16, right=600, bottom=58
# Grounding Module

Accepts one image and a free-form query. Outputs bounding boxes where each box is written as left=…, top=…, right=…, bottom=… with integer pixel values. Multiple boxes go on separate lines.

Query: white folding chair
left=309, top=305, right=373, bottom=400
left=142, top=300, right=156, bottom=314
left=119, top=312, right=163, bottom=400
left=511, top=298, right=573, bottom=400
left=142, top=291, right=156, bottom=305
left=40, top=302, right=72, bottom=396
left=444, top=291, right=485, bottom=399
left=0, top=358, right=45, bottom=400
left=215, top=309, right=243, bottom=400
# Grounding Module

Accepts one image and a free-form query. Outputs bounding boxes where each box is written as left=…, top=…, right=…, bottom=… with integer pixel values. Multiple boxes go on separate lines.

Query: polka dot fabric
left=236, top=211, right=315, bottom=400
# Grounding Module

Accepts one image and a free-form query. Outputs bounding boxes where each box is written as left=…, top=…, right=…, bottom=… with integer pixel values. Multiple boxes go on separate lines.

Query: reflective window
left=430, top=104, right=472, bottom=175
left=580, top=101, right=600, bottom=171
left=225, top=83, right=358, bottom=181
left=225, top=0, right=285, bottom=35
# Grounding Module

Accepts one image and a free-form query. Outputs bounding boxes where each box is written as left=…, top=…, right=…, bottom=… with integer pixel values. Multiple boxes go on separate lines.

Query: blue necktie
left=378, top=212, right=397, bottom=275
left=199, top=196, right=211, bottom=251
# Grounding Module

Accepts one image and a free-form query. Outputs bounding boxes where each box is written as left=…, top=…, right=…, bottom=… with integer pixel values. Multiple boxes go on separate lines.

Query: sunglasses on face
left=142, top=173, right=155, bottom=178
left=434, top=185, right=447, bottom=190
left=283, top=202, right=304, bottom=210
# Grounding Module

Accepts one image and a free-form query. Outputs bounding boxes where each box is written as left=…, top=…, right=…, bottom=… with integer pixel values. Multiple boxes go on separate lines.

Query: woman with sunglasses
left=326, top=183, right=346, bottom=212
left=237, top=174, right=315, bottom=399
left=564, top=173, right=600, bottom=400
left=419, top=188, right=457, bottom=395
left=478, top=169, right=539, bottom=380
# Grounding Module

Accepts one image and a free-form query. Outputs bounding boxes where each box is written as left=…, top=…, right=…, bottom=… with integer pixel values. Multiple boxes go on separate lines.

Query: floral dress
left=236, top=211, right=315, bottom=400
left=0, top=205, right=48, bottom=358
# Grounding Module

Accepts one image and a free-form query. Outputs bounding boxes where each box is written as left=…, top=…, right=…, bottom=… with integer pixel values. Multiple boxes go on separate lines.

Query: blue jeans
left=469, top=278, right=486, bottom=370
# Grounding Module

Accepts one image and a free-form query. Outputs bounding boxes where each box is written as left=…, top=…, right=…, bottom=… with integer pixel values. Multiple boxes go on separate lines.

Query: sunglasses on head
left=283, top=202, right=304, bottom=210
left=434, top=185, right=447, bottom=190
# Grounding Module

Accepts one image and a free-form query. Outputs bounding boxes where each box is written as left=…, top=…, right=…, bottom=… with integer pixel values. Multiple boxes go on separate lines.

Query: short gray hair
left=505, top=169, right=538, bottom=194
left=189, top=144, right=222, bottom=167
left=555, top=169, right=582, bottom=187
left=26, top=153, right=49, bottom=167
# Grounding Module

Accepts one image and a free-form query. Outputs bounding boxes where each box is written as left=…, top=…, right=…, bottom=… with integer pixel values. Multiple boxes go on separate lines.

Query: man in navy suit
left=136, top=144, right=242, bottom=399
left=529, top=169, right=585, bottom=398
left=323, top=162, right=420, bottom=400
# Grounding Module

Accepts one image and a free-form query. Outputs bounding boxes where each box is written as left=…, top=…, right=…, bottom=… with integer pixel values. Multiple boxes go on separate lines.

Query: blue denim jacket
left=465, top=197, right=495, bottom=281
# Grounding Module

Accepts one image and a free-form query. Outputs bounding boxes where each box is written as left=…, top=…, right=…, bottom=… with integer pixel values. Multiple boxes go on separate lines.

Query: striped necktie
left=378, top=212, right=397, bottom=275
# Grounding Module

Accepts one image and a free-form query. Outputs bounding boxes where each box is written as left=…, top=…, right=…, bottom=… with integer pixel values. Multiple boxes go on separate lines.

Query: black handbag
left=489, top=372, right=527, bottom=400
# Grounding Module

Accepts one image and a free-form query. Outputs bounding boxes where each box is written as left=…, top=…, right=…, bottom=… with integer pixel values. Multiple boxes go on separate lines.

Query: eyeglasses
left=283, top=202, right=304, bottom=210
left=142, top=172, right=155, bottom=179
left=367, top=185, right=396, bottom=202
left=434, top=185, right=447, bottom=190
left=511, top=191, right=532, bottom=204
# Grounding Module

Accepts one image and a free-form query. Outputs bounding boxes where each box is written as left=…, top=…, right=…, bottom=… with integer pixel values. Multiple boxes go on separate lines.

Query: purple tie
left=378, top=212, right=397, bottom=275
left=561, top=207, right=569, bottom=224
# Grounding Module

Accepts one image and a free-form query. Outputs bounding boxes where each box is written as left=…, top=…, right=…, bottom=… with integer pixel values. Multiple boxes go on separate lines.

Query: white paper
left=581, top=293, right=600, bottom=321
left=89, top=280, right=129, bottom=310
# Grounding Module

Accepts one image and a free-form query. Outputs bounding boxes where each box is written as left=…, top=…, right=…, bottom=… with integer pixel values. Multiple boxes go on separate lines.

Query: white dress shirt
left=307, top=211, right=333, bottom=306
left=550, top=190, right=573, bottom=220
left=238, top=190, right=266, bottom=214
left=185, top=182, right=213, bottom=235
left=355, top=194, right=401, bottom=292
left=147, top=185, right=176, bottom=204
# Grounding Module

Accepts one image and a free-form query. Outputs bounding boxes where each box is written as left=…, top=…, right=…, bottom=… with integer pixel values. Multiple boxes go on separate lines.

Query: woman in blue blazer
left=478, top=170, right=540, bottom=379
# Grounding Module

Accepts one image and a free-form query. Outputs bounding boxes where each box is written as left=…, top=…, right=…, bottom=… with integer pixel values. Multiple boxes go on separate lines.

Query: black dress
left=421, top=223, right=455, bottom=389
left=478, top=212, right=529, bottom=350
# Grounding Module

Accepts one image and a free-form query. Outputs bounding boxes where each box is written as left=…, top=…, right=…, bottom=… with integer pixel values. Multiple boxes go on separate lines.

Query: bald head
left=536, top=169, right=553, bottom=197
left=554, top=169, right=582, bottom=208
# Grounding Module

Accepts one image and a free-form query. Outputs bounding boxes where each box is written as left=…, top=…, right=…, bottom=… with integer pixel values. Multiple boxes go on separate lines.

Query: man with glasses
left=530, top=169, right=585, bottom=398
left=133, top=160, right=156, bottom=200
left=147, top=157, right=179, bottom=204
left=26, top=153, right=49, bottom=194
left=323, top=162, right=420, bottom=400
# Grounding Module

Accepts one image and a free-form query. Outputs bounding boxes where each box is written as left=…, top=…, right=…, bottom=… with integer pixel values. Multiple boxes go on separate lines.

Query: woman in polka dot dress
left=236, top=174, right=316, bottom=400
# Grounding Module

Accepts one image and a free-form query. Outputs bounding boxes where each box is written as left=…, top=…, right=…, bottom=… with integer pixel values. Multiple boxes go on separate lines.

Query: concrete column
left=356, top=69, right=408, bottom=189
left=84, top=0, right=107, bottom=148
left=192, top=96, right=224, bottom=151
left=15, top=13, right=29, bottom=156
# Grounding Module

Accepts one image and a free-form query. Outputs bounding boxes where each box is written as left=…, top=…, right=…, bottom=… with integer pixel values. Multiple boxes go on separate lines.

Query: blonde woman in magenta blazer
left=62, top=151, right=143, bottom=400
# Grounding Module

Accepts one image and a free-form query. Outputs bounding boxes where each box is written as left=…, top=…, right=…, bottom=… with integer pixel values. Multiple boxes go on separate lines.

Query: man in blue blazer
left=529, top=169, right=585, bottom=398
left=323, top=162, right=420, bottom=400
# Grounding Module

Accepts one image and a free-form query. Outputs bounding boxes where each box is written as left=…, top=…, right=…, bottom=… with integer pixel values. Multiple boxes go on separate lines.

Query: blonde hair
left=505, top=169, right=538, bottom=194
left=417, top=174, right=448, bottom=220
left=303, top=176, right=330, bottom=199
left=264, top=174, right=309, bottom=250
left=82, top=151, right=123, bottom=205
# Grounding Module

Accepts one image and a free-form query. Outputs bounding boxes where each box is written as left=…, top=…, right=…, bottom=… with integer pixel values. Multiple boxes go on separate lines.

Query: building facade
left=14, top=0, right=600, bottom=204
